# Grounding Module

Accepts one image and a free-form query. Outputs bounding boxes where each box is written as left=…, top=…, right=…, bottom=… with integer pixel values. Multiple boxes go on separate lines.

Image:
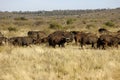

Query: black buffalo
left=41, top=37, right=48, bottom=43
left=48, top=36, right=68, bottom=48
left=48, top=31, right=74, bottom=48
left=97, top=34, right=119, bottom=49
left=98, top=28, right=108, bottom=34
left=27, top=31, right=47, bottom=39
left=117, top=30, right=120, bottom=33
left=9, top=36, right=36, bottom=46
left=74, top=32, right=98, bottom=48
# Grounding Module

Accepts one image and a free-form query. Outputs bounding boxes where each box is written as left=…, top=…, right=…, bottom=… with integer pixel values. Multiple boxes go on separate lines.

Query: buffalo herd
left=0, top=28, right=120, bottom=49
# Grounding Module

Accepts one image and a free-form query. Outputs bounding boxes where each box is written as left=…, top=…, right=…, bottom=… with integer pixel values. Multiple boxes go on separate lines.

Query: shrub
left=82, top=20, right=86, bottom=24
left=8, top=27, right=17, bottom=32
left=66, top=18, right=75, bottom=25
left=104, top=21, right=115, bottom=27
left=49, top=22, right=62, bottom=29
left=14, top=17, right=28, bottom=20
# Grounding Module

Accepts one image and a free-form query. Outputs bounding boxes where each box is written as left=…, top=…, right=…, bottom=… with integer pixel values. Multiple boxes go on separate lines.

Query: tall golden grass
left=0, top=45, right=120, bottom=80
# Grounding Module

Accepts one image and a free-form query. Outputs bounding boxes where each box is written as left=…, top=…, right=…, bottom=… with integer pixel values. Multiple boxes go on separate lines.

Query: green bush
left=66, top=18, right=76, bottom=25
left=8, top=27, right=17, bottom=32
left=104, top=21, right=115, bottom=27
left=49, top=23, right=62, bottom=29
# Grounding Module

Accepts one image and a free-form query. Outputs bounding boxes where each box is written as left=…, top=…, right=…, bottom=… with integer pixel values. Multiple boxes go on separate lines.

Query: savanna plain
left=0, top=8, right=120, bottom=80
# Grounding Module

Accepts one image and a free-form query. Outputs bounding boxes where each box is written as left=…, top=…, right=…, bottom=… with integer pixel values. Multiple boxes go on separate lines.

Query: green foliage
left=66, top=18, right=76, bottom=25
left=49, top=22, right=63, bottom=29
left=8, top=27, right=17, bottom=32
left=104, top=21, right=115, bottom=27
left=14, top=17, right=28, bottom=20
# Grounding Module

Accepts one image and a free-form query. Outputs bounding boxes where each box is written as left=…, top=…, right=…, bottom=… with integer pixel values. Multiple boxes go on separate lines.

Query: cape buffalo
left=48, top=31, right=74, bottom=48
left=9, top=36, right=36, bottom=46
left=97, top=34, right=119, bottom=49
left=98, top=28, right=108, bottom=34
left=27, top=31, right=47, bottom=39
left=74, top=32, right=98, bottom=48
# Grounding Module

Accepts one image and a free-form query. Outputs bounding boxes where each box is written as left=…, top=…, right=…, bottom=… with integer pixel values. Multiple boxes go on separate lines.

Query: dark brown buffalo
left=74, top=31, right=88, bottom=45
left=98, top=28, right=108, bottom=34
left=49, top=31, right=74, bottom=42
left=8, top=37, right=18, bottom=45
left=98, top=28, right=119, bottom=35
left=48, top=31, right=74, bottom=48
left=117, top=30, right=120, bottom=33
left=27, top=31, right=47, bottom=39
left=63, top=32, right=74, bottom=43
left=71, top=31, right=80, bottom=35
left=114, top=33, right=120, bottom=44
left=32, top=37, right=48, bottom=44
left=9, top=36, right=35, bottom=46
left=81, top=33, right=98, bottom=48
left=73, top=32, right=83, bottom=45
left=74, top=32, right=98, bottom=48
left=41, top=37, right=48, bottom=43
left=48, top=36, right=67, bottom=48
left=97, top=34, right=119, bottom=49
left=0, top=37, right=8, bottom=45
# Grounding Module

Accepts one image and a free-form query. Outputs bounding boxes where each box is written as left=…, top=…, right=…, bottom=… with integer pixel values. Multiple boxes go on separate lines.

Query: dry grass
left=0, top=45, right=120, bottom=80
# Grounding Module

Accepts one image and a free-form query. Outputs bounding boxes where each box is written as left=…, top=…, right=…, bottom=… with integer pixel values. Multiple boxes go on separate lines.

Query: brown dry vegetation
left=0, top=8, right=120, bottom=80
left=0, top=45, right=120, bottom=80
